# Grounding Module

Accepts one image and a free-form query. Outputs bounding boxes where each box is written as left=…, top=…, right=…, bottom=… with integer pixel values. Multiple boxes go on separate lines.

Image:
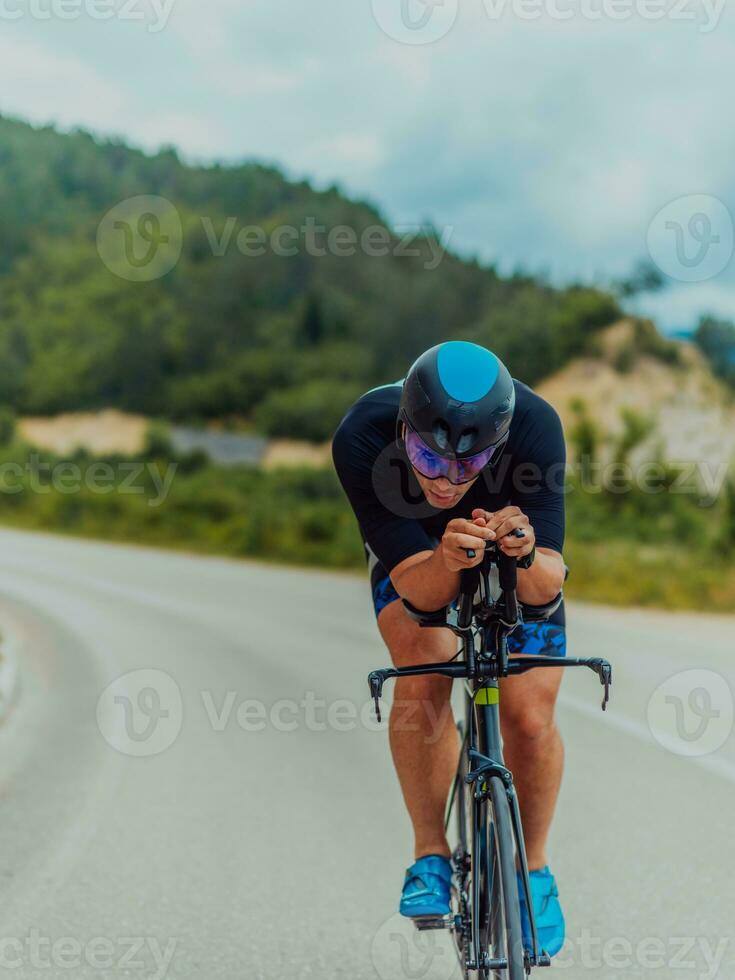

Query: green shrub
left=612, top=343, right=636, bottom=373
left=254, top=380, right=361, bottom=441
left=0, top=436, right=732, bottom=611
left=632, top=319, right=682, bottom=366
left=0, top=407, right=15, bottom=446
left=569, top=398, right=602, bottom=480
left=143, top=422, right=175, bottom=460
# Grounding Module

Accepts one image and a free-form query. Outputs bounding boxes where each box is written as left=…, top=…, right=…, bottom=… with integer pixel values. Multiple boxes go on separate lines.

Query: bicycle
left=368, top=536, right=612, bottom=978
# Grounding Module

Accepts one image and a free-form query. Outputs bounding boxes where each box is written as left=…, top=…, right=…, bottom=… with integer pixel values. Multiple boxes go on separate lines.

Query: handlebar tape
left=497, top=551, right=518, bottom=592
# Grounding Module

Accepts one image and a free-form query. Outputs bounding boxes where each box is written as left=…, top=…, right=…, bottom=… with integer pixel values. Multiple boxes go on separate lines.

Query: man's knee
left=501, top=697, right=558, bottom=743
left=395, top=672, right=452, bottom=705
left=392, top=673, right=454, bottom=743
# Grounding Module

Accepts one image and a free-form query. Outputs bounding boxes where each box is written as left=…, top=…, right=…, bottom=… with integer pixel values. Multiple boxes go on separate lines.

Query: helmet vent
left=457, top=429, right=478, bottom=454
left=432, top=420, right=451, bottom=451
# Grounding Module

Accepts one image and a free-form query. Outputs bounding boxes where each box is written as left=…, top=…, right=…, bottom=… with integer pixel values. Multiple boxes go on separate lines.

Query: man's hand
left=471, top=507, right=536, bottom=558
left=440, top=517, right=496, bottom=572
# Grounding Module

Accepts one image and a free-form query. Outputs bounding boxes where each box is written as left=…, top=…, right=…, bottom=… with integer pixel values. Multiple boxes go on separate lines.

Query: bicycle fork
left=471, top=683, right=552, bottom=972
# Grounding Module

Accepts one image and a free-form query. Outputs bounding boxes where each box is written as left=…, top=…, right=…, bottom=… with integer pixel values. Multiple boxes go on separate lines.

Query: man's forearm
left=517, top=549, right=565, bottom=606
left=392, top=543, right=461, bottom=611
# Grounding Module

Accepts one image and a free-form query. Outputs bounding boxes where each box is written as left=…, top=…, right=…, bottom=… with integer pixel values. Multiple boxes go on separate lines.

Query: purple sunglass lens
left=404, top=429, right=448, bottom=479
left=454, top=445, right=497, bottom=481
left=405, top=429, right=501, bottom=484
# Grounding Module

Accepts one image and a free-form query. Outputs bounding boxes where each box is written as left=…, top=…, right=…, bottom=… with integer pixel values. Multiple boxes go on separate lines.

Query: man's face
left=401, top=425, right=479, bottom=508
left=411, top=468, right=478, bottom=509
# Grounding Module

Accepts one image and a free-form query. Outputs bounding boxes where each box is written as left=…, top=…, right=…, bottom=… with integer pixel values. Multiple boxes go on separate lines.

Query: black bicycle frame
left=462, top=621, right=543, bottom=970
left=367, top=546, right=613, bottom=971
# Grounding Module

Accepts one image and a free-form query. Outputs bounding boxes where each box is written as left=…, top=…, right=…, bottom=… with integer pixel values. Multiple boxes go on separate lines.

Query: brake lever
left=368, top=671, right=385, bottom=723
left=465, top=527, right=525, bottom=560
left=587, top=658, right=613, bottom=711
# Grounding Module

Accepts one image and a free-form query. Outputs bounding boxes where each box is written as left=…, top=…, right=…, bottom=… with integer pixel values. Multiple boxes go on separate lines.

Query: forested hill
left=0, top=114, right=621, bottom=439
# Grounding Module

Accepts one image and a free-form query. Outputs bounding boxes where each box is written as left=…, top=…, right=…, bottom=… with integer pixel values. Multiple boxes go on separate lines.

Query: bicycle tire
left=448, top=723, right=472, bottom=978
left=478, top=776, right=525, bottom=980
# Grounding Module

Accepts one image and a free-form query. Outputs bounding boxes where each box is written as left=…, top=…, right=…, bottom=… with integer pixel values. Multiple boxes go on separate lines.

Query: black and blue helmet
left=398, top=341, right=515, bottom=460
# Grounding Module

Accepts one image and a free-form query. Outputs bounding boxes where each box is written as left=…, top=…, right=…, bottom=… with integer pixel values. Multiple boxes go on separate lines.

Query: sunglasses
left=404, top=426, right=506, bottom=485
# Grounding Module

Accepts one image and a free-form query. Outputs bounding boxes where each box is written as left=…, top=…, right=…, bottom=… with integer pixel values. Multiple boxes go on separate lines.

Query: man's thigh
left=376, top=598, right=456, bottom=668
left=368, top=545, right=456, bottom=667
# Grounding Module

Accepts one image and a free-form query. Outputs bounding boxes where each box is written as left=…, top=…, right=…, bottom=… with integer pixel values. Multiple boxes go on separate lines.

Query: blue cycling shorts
left=367, top=546, right=566, bottom=658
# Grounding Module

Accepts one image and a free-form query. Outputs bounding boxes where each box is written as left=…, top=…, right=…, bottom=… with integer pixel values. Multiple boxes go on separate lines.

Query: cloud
left=131, top=111, right=230, bottom=159
left=0, top=36, right=124, bottom=130
left=1, top=1, right=733, bottom=328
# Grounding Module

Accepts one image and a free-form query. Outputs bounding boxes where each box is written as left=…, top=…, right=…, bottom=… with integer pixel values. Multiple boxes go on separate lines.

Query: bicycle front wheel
left=477, top=776, right=525, bottom=980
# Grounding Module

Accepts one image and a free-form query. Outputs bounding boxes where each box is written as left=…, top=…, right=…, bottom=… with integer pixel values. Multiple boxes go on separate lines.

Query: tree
left=612, top=259, right=666, bottom=298
left=613, top=408, right=656, bottom=468
left=695, top=316, right=735, bottom=387
left=569, top=398, right=601, bottom=482
left=0, top=114, right=622, bottom=426
left=0, top=406, right=16, bottom=446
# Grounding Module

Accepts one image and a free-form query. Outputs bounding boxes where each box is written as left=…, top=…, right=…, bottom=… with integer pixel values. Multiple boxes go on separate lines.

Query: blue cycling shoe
left=399, top=855, right=452, bottom=918
left=517, top=865, right=565, bottom=957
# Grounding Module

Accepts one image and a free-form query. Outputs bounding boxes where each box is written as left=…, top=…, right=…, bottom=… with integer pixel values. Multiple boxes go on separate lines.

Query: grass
left=0, top=442, right=732, bottom=613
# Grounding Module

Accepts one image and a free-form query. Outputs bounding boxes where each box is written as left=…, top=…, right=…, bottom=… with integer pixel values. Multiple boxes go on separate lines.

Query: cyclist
left=332, top=341, right=567, bottom=957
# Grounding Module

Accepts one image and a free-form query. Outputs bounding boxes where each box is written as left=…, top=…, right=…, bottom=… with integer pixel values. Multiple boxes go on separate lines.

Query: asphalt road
left=0, top=527, right=732, bottom=980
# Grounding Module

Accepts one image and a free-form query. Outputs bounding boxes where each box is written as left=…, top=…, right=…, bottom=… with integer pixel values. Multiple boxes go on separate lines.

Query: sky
left=1, top=0, right=734, bottom=332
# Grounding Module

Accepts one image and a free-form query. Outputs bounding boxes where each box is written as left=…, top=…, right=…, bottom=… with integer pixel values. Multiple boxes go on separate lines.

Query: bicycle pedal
left=536, top=951, right=552, bottom=967
left=412, top=915, right=451, bottom=931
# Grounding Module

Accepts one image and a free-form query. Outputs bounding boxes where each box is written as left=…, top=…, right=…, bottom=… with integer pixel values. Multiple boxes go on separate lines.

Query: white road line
left=559, top=692, right=735, bottom=784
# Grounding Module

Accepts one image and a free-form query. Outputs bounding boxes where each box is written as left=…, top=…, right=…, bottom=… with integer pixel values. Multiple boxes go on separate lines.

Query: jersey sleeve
left=509, top=397, right=566, bottom=554
left=332, top=409, right=434, bottom=575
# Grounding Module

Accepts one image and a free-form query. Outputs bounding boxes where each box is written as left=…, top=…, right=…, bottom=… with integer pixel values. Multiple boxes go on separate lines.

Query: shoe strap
left=406, top=856, right=452, bottom=883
